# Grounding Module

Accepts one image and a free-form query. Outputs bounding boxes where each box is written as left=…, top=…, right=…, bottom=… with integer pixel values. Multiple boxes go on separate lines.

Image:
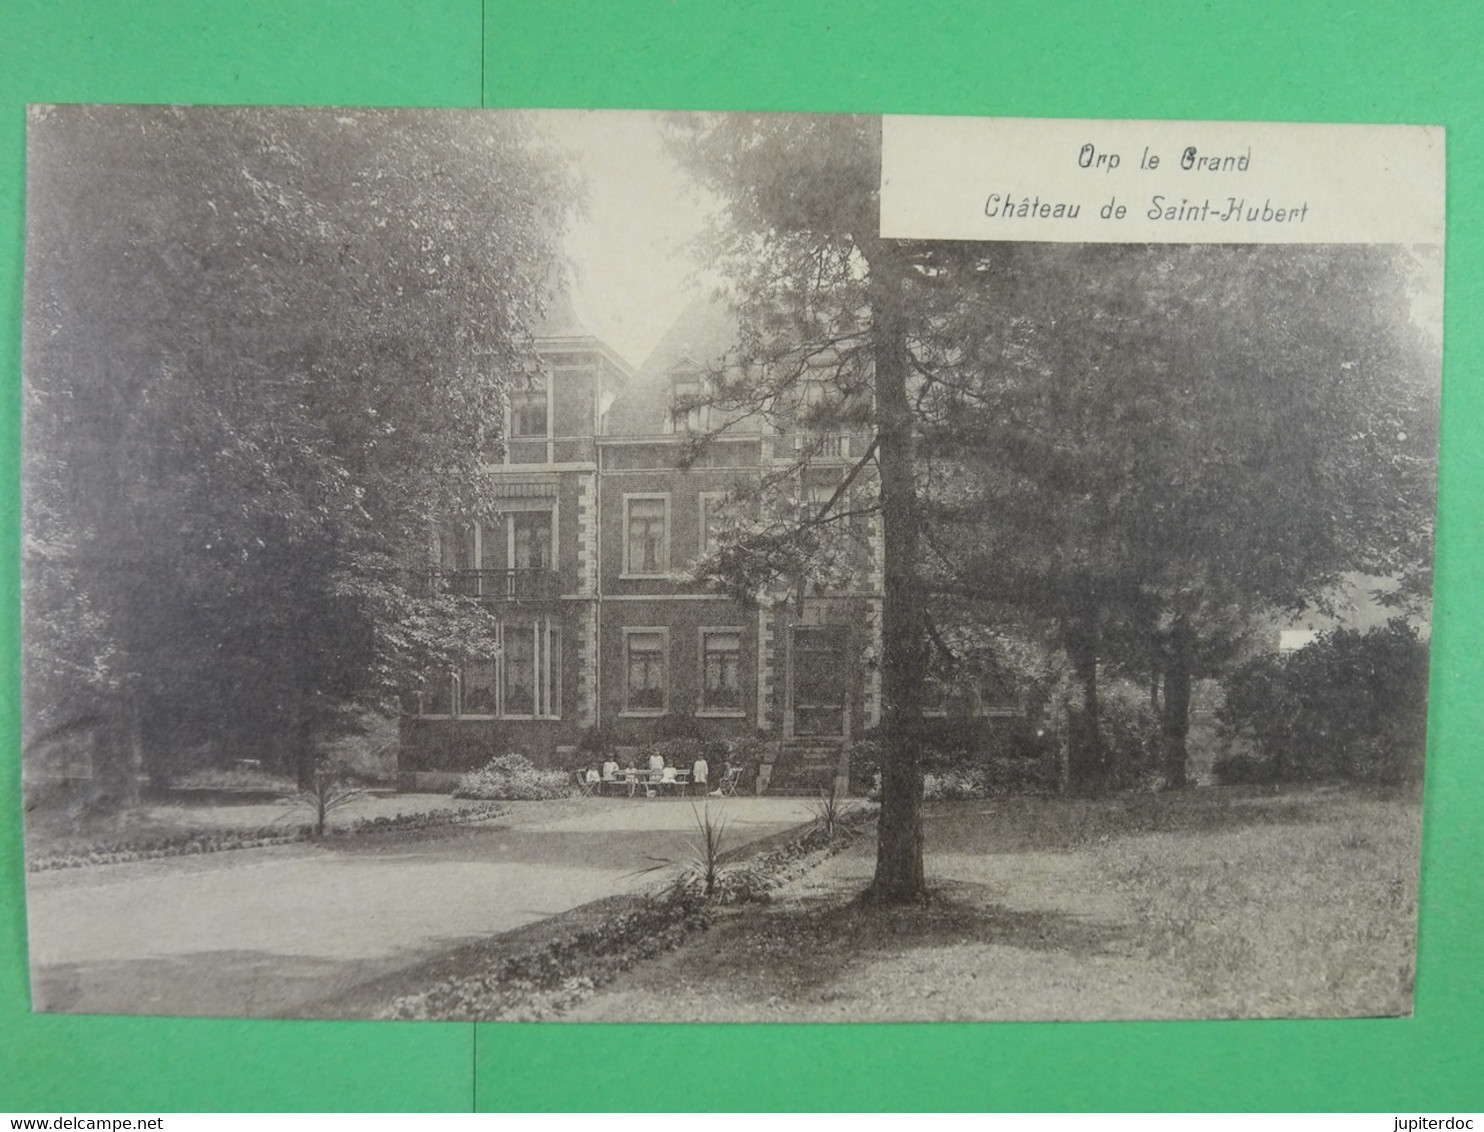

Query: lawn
left=563, top=785, right=1422, bottom=1022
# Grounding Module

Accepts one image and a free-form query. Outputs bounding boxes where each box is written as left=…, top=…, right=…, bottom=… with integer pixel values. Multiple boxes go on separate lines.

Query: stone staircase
left=759, top=739, right=851, bottom=796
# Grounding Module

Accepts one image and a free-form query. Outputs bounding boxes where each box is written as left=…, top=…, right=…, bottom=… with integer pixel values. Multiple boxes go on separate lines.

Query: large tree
left=23, top=105, right=573, bottom=796
left=662, top=114, right=1437, bottom=907
left=667, top=113, right=931, bottom=902
left=916, top=242, right=1439, bottom=788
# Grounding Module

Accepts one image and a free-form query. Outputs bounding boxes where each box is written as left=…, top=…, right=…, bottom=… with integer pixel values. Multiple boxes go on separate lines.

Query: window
left=670, top=376, right=707, bottom=433
left=700, top=629, right=743, bottom=714
left=503, top=627, right=537, bottom=715
left=436, top=523, right=477, bottom=571
left=698, top=492, right=726, bottom=557
left=497, top=620, right=561, bottom=718
left=509, top=374, right=549, bottom=438
left=462, top=658, right=497, bottom=715
left=624, top=629, right=667, bottom=714
left=419, top=620, right=561, bottom=719
left=422, top=671, right=457, bottom=716
left=624, top=495, right=668, bottom=575
left=511, top=510, right=553, bottom=570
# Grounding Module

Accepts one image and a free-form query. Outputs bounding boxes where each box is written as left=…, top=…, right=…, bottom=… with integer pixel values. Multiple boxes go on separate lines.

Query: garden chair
left=713, top=765, right=743, bottom=797
left=575, top=769, right=599, bottom=797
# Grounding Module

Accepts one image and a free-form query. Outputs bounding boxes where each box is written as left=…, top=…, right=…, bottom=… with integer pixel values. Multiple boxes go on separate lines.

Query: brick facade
left=400, top=297, right=882, bottom=789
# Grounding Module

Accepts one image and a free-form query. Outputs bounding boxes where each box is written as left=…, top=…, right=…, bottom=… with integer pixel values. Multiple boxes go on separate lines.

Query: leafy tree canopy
left=24, top=105, right=574, bottom=789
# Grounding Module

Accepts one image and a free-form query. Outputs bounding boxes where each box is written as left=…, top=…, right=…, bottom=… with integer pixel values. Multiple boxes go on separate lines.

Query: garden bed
left=356, top=813, right=871, bottom=1022
left=26, top=800, right=509, bottom=872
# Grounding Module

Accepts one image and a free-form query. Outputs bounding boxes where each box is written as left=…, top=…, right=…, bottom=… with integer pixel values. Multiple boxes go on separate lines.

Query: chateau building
left=399, top=295, right=883, bottom=791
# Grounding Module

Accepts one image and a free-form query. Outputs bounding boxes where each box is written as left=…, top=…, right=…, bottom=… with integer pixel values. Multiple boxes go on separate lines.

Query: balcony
left=791, top=433, right=851, bottom=460
left=433, top=568, right=563, bottom=601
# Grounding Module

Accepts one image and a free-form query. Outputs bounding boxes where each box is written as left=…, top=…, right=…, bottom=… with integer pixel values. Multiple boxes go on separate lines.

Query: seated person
left=602, top=758, right=619, bottom=780
left=584, top=767, right=600, bottom=784
left=648, top=752, right=666, bottom=779
left=660, top=765, right=677, bottom=784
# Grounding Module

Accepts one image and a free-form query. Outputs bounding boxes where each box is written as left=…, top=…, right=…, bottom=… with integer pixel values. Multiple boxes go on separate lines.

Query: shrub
left=633, top=714, right=729, bottom=775
left=1099, top=690, right=1162, bottom=790
left=980, top=755, right=1058, bottom=794
left=651, top=712, right=712, bottom=742
left=1215, top=619, right=1429, bottom=786
left=922, top=769, right=988, bottom=801
left=1209, top=753, right=1274, bottom=786
left=847, top=721, right=1054, bottom=797
left=576, top=723, right=619, bottom=758
left=453, top=753, right=572, bottom=801
left=846, top=734, right=883, bottom=796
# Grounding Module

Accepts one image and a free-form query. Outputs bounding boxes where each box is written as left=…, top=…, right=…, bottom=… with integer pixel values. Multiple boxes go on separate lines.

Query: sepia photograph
left=20, top=105, right=1441, bottom=1023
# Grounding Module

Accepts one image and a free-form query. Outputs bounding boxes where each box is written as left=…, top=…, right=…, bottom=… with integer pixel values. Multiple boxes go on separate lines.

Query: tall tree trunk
left=1067, top=604, right=1104, bottom=793
left=863, top=240, right=928, bottom=905
left=1160, top=619, right=1193, bottom=788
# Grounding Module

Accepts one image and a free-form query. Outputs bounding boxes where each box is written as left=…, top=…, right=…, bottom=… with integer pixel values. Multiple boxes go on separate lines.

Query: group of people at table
left=579, top=753, right=717, bottom=797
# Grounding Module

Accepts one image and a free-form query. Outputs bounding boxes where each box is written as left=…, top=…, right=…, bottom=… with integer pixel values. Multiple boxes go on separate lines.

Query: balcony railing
left=792, top=433, right=851, bottom=459
left=433, top=568, right=562, bottom=601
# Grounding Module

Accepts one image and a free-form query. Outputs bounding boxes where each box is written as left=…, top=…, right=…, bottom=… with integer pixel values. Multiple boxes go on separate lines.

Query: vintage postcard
left=20, top=107, right=1442, bottom=1021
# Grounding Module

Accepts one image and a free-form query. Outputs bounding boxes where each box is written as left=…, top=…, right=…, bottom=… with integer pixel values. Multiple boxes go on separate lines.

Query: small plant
left=922, top=769, right=989, bottom=801
left=685, top=802, right=729, bottom=898
left=287, top=757, right=366, bottom=837
left=807, top=777, right=858, bottom=839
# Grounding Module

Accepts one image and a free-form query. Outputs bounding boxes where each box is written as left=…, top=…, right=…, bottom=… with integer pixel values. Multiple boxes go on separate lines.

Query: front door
left=789, top=624, right=849, bottom=738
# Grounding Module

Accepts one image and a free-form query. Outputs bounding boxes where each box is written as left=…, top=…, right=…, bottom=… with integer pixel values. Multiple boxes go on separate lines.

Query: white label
left=880, top=116, right=1444, bottom=244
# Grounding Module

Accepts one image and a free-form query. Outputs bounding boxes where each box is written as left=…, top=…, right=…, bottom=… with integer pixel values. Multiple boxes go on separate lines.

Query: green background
left=2, top=0, right=1479, bottom=1112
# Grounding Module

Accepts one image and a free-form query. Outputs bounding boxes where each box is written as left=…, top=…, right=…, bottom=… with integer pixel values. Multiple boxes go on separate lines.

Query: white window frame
left=697, top=626, right=747, bottom=718
left=487, top=619, right=562, bottom=720
left=669, top=373, right=708, bottom=434
left=621, top=626, right=669, bottom=717
left=507, top=371, right=552, bottom=440
left=502, top=502, right=559, bottom=574
left=505, top=368, right=554, bottom=464
left=422, top=619, right=562, bottom=721
left=622, top=493, right=670, bottom=577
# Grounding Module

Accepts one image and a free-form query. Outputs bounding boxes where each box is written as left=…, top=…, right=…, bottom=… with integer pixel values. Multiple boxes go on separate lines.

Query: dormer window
left=669, top=366, right=708, bottom=433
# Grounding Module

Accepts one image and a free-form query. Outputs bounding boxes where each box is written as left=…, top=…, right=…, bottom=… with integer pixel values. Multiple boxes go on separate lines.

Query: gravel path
left=25, top=795, right=811, bottom=1019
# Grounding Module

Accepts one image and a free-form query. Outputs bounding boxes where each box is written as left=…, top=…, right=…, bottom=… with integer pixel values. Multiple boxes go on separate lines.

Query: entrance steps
left=759, top=740, right=850, bottom=796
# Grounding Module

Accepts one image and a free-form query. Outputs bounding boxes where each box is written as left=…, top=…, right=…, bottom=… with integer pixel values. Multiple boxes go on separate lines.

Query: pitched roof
left=533, top=270, right=636, bottom=382
left=605, top=293, right=740, bottom=436
left=532, top=283, right=587, bottom=341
